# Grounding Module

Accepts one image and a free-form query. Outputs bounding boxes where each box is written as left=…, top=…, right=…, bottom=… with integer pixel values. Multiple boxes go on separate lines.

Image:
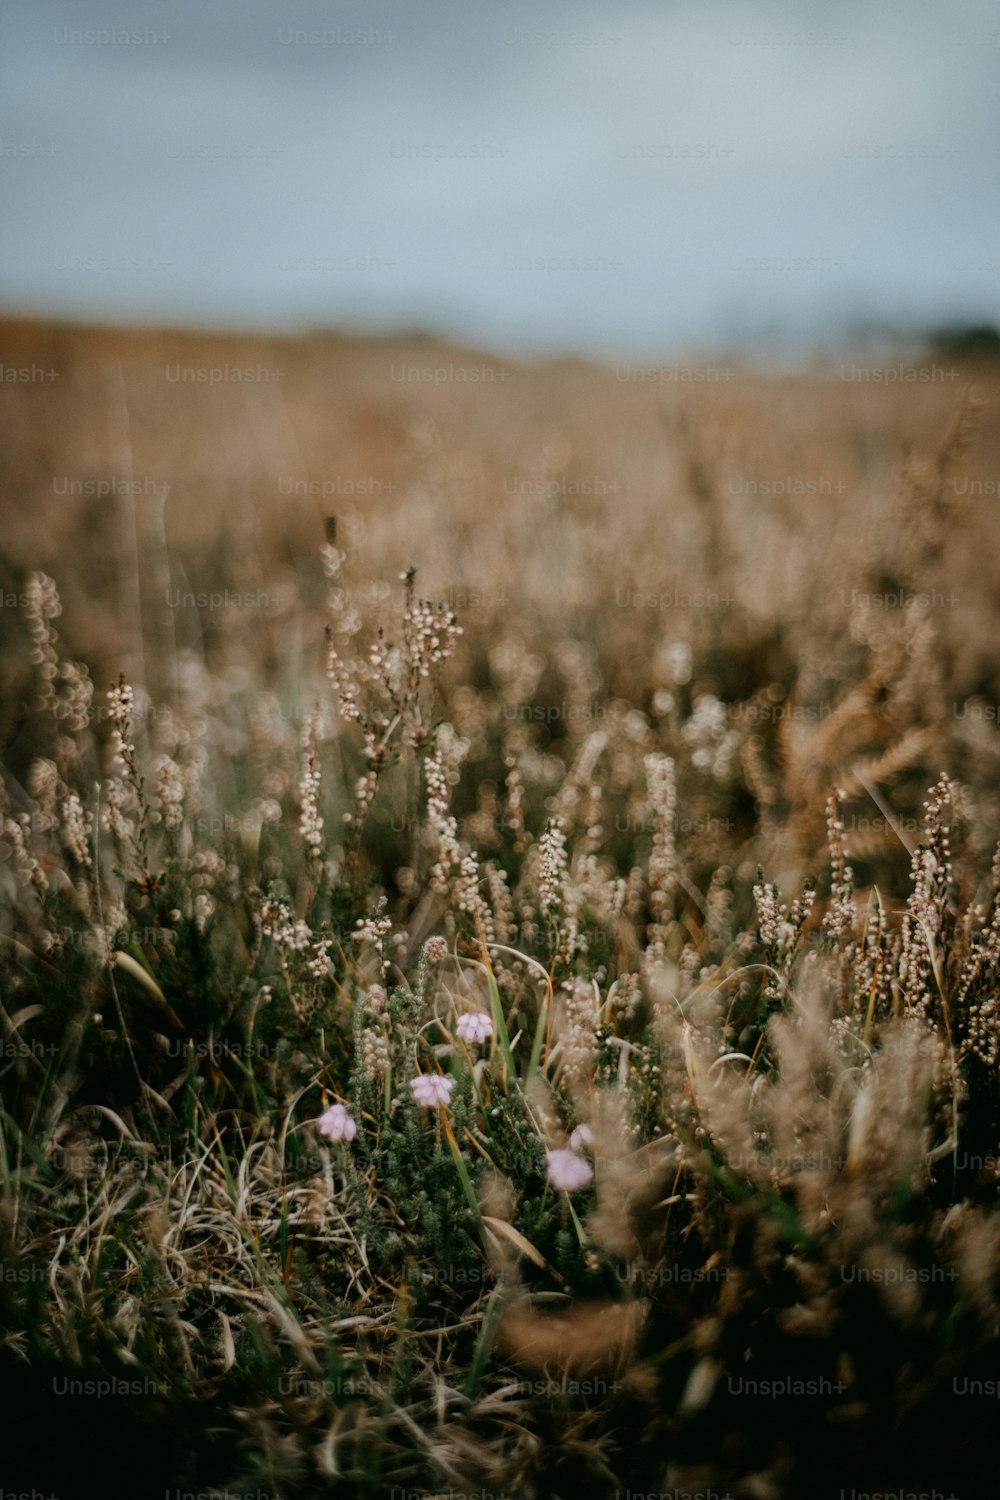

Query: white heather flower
left=644, top=752, right=677, bottom=947
left=28, top=758, right=59, bottom=831
left=24, top=572, right=62, bottom=712
left=559, top=977, right=598, bottom=1085
left=361, top=1027, right=390, bottom=1078
left=298, top=713, right=324, bottom=860
left=4, top=815, right=48, bottom=894
left=425, top=729, right=464, bottom=897
left=423, top=935, right=449, bottom=963
left=259, top=896, right=312, bottom=951
left=752, top=880, right=784, bottom=949
left=100, top=776, right=135, bottom=842
left=456, top=1011, right=494, bottom=1045
left=538, top=819, right=569, bottom=918
left=307, top=938, right=333, bottom=980
left=456, top=851, right=491, bottom=937
left=354, top=898, right=392, bottom=955
left=569, top=1124, right=594, bottom=1151
left=289, top=919, right=312, bottom=952
left=107, top=676, right=136, bottom=766
left=325, top=638, right=364, bottom=725
left=93, top=902, right=127, bottom=964
left=57, top=657, right=94, bottom=731
left=545, top=1149, right=594, bottom=1192
left=154, top=755, right=185, bottom=831
left=409, top=1073, right=454, bottom=1108
left=402, top=579, right=463, bottom=681
left=367, top=983, right=388, bottom=1015
left=484, top=860, right=515, bottom=944
left=821, top=790, right=856, bottom=945
left=317, top=1103, right=358, bottom=1142
left=61, top=792, right=92, bottom=867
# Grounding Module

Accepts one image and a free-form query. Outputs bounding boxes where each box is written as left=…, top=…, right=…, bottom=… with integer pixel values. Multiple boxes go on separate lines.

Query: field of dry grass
left=1, top=316, right=1000, bottom=1499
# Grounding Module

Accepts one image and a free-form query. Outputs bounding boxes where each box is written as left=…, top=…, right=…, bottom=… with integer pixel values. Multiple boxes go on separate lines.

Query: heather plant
left=1, top=553, right=999, bottom=1500
left=2, top=338, right=1000, bottom=1498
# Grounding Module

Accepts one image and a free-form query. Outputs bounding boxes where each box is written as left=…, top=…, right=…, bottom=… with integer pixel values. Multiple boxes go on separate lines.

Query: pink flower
left=409, top=1073, right=455, bottom=1108
left=569, top=1124, right=594, bottom=1151
left=545, top=1148, right=594, bottom=1192
left=456, top=1010, right=494, bottom=1045
left=423, top=935, right=449, bottom=963
left=318, top=1103, right=357, bottom=1142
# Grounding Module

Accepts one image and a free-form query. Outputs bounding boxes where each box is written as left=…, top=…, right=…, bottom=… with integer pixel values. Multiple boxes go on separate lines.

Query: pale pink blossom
left=409, top=1072, right=455, bottom=1108
left=545, top=1148, right=594, bottom=1192
left=318, top=1103, right=357, bottom=1142
left=456, top=1010, right=494, bottom=1045
left=423, top=935, right=449, bottom=963
left=569, top=1124, right=594, bottom=1151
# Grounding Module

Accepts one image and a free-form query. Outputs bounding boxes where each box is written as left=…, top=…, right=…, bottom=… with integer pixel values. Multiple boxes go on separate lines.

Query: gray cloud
left=1, top=0, right=996, bottom=356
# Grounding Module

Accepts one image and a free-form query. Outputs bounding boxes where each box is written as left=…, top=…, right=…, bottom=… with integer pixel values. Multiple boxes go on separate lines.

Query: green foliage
left=2, top=559, right=1000, bottom=1499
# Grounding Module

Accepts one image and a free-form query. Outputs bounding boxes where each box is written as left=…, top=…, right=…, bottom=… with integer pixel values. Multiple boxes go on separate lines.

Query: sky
left=1, top=0, right=998, bottom=360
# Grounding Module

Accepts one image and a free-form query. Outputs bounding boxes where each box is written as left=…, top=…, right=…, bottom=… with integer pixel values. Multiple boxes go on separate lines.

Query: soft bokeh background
left=1, top=0, right=998, bottom=357
left=2, top=0, right=998, bottom=888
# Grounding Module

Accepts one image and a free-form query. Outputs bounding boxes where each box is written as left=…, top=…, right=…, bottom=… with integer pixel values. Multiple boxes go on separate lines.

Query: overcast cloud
left=1, top=0, right=997, bottom=358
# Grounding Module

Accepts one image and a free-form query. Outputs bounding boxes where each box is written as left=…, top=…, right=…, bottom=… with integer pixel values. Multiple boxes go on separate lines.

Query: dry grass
left=1, top=317, right=999, bottom=1499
